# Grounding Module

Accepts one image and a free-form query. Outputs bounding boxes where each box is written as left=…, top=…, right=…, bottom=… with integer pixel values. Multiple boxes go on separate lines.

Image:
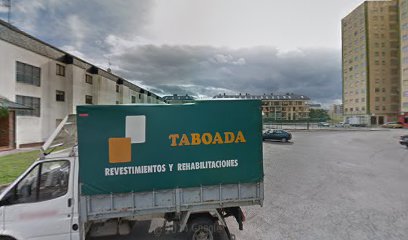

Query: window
left=85, top=75, right=93, bottom=84
left=16, top=95, right=40, bottom=117
left=16, top=61, right=41, bottom=86
left=391, top=68, right=399, bottom=75
left=131, top=96, right=136, bottom=103
left=14, top=164, right=39, bottom=204
left=116, top=85, right=120, bottom=93
left=391, top=96, right=399, bottom=103
left=56, top=90, right=65, bottom=102
left=38, top=161, right=70, bottom=201
left=56, top=64, right=65, bottom=76
left=85, top=95, right=93, bottom=104
left=2, top=161, right=70, bottom=205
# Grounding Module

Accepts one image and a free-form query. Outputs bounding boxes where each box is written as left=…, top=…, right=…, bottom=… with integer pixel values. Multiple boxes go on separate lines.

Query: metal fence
left=263, top=122, right=324, bottom=130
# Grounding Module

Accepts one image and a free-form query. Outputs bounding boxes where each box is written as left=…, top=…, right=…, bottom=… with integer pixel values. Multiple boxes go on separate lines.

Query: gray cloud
left=7, top=0, right=153, bottom=60
left=2, top=1, right=342, bottom=105
left=107, top=42, right=341, bottom=104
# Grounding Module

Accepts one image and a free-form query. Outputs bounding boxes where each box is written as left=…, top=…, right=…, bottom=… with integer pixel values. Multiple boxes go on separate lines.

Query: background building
left=0, top=20, right=164, bottom=149
left=342, top=0, right=400, bottom=126
left=214, top=93, right=310, bottom=120
left=400, top=0, right=408, bottom=117
left=329, top=104, right=344, bottom=122
left=163, top=94, right=195, bottom=104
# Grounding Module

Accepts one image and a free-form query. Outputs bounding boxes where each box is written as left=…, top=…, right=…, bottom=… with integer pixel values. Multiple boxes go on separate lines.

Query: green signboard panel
left=77, top=100, right=263, bottom=195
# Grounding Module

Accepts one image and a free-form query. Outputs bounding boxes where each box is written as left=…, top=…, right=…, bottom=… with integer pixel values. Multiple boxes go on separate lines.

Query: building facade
left=214, top=93, right=310, bottom=121
left=0, top=20, right=164, bottom=149
left=329, top=104, right=344, bottom=122
left=342, top=0, right=400, bottom=126
left=400, top=0, right=408, bottom=116
left=163, top=94, right=195, bottom=104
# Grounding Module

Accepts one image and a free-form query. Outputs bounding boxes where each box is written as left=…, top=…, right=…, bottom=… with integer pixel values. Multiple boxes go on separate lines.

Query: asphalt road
left=92, top=129, right=408, bottom=240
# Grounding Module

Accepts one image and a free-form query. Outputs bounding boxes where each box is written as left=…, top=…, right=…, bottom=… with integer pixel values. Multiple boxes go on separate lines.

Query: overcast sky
left=0, top=0, right=366, bottom=105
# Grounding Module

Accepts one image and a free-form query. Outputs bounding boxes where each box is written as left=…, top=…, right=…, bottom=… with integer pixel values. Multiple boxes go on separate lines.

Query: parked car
left=335, top=122, right=351, bottom=128
left=382, top=122, right=403, bottom=128
left=318, top=122, right=330, bottom=127
left=263, top=129, right=292, bottom=142
left=400, top=135, right=408, bottom=148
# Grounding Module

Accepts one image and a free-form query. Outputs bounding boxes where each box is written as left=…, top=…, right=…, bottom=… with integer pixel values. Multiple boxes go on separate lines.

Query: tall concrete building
left=342, top=0, right=400, bottom=125
left=400, top=0, right=408, bottom=120
left=0, top=20, right=164, bottom=149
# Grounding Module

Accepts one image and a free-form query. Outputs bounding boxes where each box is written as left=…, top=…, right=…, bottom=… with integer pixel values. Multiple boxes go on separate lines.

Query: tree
left=309, top=109, right=330, bottom=121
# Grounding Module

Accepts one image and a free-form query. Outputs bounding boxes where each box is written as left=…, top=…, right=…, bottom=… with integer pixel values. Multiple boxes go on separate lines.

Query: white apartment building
left=0, top=20, right=164, bottom=149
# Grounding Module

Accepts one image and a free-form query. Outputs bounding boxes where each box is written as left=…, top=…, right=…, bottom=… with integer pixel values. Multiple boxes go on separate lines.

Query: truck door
left=1, top=160, right=72, bottom=240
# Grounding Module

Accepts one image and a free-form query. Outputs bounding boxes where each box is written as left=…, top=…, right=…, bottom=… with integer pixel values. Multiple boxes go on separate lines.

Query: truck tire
left=188, top=217, right=214, bottom=240
left=0, top=236, right=16, bottom=240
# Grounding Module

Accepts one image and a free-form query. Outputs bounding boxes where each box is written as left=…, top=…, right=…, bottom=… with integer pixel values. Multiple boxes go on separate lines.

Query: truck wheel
left=0, top=236, right=17, bottom=240
left=188, top=217, right=214, bottom=240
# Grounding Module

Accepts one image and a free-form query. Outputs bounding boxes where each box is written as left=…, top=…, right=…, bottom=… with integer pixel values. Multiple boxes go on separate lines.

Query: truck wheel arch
left=0, top=236, right=17, bottom=240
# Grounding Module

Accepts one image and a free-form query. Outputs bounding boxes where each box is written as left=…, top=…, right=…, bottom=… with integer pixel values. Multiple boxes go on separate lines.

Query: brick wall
left=0, top=110, right=15, bottom=149
left=0, top=112, right=10, bottom=147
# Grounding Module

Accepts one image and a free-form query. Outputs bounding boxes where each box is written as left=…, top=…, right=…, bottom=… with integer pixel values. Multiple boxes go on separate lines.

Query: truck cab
left=0, top=114, right=81, bottom=240
left=0, top=152, right=80, bottom=240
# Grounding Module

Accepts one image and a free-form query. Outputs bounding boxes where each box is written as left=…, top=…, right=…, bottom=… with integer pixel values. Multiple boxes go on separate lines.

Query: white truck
left=346, top=116, right=367, bottom=127
left=0, top=101, right=264, bottom=240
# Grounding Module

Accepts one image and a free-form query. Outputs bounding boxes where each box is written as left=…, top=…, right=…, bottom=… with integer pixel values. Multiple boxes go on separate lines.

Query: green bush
left=0, top=107, right=8, bottom=118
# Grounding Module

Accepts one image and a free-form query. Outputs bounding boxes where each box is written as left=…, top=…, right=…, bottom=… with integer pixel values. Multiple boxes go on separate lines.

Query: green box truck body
left=77, top=100, right=264, bottom=195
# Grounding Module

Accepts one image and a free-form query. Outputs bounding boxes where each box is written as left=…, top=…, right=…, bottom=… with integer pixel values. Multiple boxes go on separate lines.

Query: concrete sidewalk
left=0, top=147, right=40, bottom=157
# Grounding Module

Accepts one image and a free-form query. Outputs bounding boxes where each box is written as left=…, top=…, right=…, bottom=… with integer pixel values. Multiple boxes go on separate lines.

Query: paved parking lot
left=93, top=129, right=408, bottom=240
left=228, top=129, right=408, bottom=240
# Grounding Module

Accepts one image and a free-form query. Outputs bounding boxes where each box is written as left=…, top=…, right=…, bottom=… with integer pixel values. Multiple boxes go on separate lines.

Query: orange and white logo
left=108, top=116, right=146, bottom=163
